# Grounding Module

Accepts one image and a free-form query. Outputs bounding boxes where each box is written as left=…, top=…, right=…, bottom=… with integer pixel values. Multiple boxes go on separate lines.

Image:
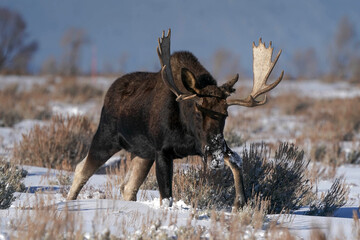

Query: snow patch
left=228, top=151, right=243, bottom=168
left=142, top=197, right=191, bottom=211
left=210, top=150, right=225, bottom=169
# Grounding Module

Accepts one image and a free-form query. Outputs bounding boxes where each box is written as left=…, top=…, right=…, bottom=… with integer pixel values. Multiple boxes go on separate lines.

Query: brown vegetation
left=9, top=197, right=84, bottom=240
left=174, top=143, right=312, bottom=212
left=289, top=97, right=360, bottom=165
left=13, top=115, right=96, bottom=169
left=0, top=83, right=51, bottom=127
left=308, top=177, right=349, bottom=216
left=53, top=77, right=105, bottom=104
left=6, top=192, right=295, bottom=239
left=0, top=76, right=105, bottom=127
left=228, top=93, right=360, bottom=166
left=0, top=157, right=27, bottom=209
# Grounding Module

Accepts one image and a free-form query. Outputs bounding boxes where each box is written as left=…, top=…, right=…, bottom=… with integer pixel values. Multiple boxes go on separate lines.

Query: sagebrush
left=308, top=177, right=348, bottom=216
left=172, top=142, right=313, bottom=213
left=9, top=197, right=84, bottom=240
left=13, top=115, right=96, bottom=169
left=0, top=158, right=27, bottom=209
left=0, top=83, right=51, bottom=127
left=242, top=142, right=312, bottom=213
left=54, top=77, right=104, bottom=104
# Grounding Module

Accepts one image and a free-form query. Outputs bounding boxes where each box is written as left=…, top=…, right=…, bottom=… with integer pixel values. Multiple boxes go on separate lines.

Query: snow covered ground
left=0, top=163, right=359, bottom=239
left=0, top=76, right=360, bottom=239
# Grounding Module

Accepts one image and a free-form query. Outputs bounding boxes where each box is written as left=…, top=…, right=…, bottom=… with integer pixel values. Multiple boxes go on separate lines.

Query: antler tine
left=227, top=39, right=284, bottom=107
left=251, top=49, right=283, bottom=99
left=157, top=29, right=196, bottom=102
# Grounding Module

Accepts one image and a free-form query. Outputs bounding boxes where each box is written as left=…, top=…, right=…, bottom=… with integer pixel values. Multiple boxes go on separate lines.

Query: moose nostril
left=212, top=149, right=223, bottom=160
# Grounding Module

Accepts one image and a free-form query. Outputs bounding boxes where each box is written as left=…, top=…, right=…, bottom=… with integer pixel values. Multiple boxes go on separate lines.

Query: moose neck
left=176, top=100, right=203, bottom=154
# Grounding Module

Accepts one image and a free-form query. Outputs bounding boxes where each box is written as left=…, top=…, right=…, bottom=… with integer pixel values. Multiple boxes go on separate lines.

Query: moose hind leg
left=67, top=154, right=102, bottom=200
left=121, top=155, right=154, bottom=201
left=67, top=109, right=120, bottom=200
left=67, top=145, right=120, bottom=200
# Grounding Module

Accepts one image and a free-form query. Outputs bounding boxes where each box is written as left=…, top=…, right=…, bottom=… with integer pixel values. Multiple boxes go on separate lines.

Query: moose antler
left=227, top=38, right=284, bottom=107
left=157, top=29, right=197, bottom=102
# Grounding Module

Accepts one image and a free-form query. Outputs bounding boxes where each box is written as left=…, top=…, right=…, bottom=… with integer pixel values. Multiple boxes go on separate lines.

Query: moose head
left=157, top=29, right=283, bottom=171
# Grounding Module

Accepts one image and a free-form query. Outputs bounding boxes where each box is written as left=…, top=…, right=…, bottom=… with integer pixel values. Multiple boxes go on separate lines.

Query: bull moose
left=67, top=29, right=284, bottom=209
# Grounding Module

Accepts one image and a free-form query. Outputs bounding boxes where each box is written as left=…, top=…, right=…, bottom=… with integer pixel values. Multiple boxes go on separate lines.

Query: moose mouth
left=208, top=149, right=225, bottom=169
left=204, top=134, right=244, bottom=170
left=204, top=134, right=227, bottom=170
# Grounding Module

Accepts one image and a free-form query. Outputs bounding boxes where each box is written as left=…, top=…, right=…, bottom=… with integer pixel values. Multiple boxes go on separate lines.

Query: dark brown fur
left=67, top=51, right=247, bottom=208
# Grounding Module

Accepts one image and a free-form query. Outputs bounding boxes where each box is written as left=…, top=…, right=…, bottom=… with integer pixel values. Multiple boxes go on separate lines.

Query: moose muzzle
left=205, top=134, right=227, bottom=169
left=204, top=133, right=243, bottom=170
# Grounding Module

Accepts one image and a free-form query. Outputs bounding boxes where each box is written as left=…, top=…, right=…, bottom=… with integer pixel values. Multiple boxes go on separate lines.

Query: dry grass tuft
left=0, top=83, right=51, bottom=127
left=269, top=93, right=313, bottom=116
left=292, top=97, right=360, bottom=165
left=173, top=162, right=235, bottom=210
left=0, top=157, right=27, bottom=209
left=235, top=93, right=360, bottom=166
left=272, top=96, right=360, bottom=140
left=9, top=196, right=84, bottom=239
left=354, top=210, right=360, bottom=239
left=13, top=115, right=96, bottom=170
left=309, top=229, right=327, bottom=240
left=236, top=195, right=270, bottom=230
left=266, top=221, right=298, bottom=240
left=346, top=150, right=360, bottom=164
left=130, top=199, right=278, bottom=239
left=104, top=158, right=128, bottom=200
left=243, top=142, right=312, bottom=213
left=5, top=191, right=295, bottom=239
left=0, top=77, right=105, bottom=127
left=308, top=177, right=349, bottom=216
left=54, top=77, right=105, bottom=104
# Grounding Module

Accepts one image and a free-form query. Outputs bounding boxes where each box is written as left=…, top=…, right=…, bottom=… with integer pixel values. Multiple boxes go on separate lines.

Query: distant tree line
left=41, top=28, right=90, bottom=76
left=0, top=7, right=38, bottom=74
left=290, top=16, right=360, bottom=82
left=0, top=7, right=91, bottom=76
left=328, top=16, right=360, bottom=82
left=207, top=16, right=360, bottom=82
left=0, top=7, right=359, bottom=82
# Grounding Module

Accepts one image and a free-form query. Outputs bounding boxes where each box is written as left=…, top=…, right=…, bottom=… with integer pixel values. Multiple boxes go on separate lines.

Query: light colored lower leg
left=121, top=156, right=153, bottom=201
left=224, top=156, right=246, bottom=209
left=67, top=155, right=99, bottom=200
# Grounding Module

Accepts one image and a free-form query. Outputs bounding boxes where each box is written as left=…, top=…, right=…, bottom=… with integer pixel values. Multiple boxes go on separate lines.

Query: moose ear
left=221, top=74, right=239, bottom=95
left=181, top=68, right=200, bottom=94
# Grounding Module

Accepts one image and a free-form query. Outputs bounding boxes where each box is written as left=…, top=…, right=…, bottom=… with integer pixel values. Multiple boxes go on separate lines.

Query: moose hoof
left=161, top=197, right=173, bottom=208
left=232, top=203, right=245, bottom=213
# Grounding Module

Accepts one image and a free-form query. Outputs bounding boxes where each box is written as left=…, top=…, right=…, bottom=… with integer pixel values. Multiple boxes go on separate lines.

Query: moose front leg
left=155, top=152, right=173, bottom=207
left=224, top=151, right=247, bottom=209
left=121, top=155, right=154, bottom=201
